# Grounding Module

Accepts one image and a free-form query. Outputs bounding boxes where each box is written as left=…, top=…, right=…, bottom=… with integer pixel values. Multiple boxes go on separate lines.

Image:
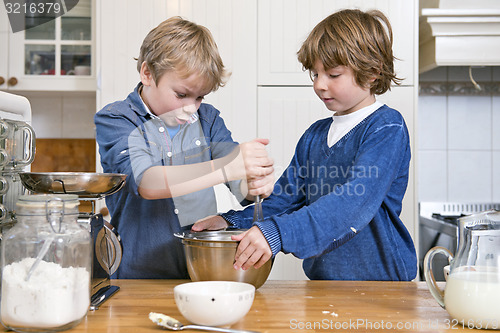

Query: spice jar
left=1, top=194, right=91, bottom=332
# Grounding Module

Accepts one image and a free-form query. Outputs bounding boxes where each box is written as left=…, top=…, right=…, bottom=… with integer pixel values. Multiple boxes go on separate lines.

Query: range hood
left=419, top=0, right=500, bottom=73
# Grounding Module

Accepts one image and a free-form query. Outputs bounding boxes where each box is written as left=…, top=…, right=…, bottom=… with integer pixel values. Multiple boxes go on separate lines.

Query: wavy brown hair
left=137, top=16, right=229, bottom=92
left=297, top=9, right=401, bottom=95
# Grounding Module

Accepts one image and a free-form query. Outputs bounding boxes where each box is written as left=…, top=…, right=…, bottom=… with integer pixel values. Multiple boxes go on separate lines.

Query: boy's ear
left=140, top=62, right=154, bottom=86
left=369, top=71, right=380, bottom=83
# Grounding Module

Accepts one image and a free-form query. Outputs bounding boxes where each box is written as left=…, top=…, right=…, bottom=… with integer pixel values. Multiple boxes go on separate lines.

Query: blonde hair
left=297, top=9, right=401, bottom=95
left=137, top=16, right=229, bottom=92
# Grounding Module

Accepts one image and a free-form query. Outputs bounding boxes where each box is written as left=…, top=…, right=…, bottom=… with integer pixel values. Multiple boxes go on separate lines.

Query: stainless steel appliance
left=0, top=91, right=35, bottom=237
left=419, top=202, right=500, bottom=281
left=19, top=171, right=126, bottom=310
left=0, top=92, right=124, bottom=309
left=80, top=203, right=122, bottom=310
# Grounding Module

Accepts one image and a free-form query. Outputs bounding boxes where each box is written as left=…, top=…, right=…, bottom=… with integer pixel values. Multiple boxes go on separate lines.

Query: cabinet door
left=258, top=0, right=415, bottom=86
left=258, top=86, right=417, bottom=237
left=377, top=87, right=417, bottom=238
left=3, top=0, right=95, bottom=91
left=257, top=87, right=329, bottom=171
left=171, top=0, right=258, bottom=143
left=0, top=4, right=8, bottom=89
left=97, top=0, right=258, bottom=142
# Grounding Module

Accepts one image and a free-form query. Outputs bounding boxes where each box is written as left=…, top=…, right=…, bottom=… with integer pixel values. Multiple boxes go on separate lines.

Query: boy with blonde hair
left=194, top=9, right=417, bottom=281
left=95, top=17, right=274, bottom=279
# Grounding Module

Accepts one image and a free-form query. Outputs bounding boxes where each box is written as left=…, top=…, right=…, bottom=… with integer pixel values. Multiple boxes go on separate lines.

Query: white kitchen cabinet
left=257, top=87, right=329, bottom=172
left=0, top=0, right=96, bottom=91
left=96, top=0, right=257, bottom=143
left=258, top=0, right=416, bottom=87
left=0, top=5, right=8, bottom=88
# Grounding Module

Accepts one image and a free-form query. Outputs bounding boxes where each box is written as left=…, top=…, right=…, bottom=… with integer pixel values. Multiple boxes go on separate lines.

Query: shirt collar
left=332, top=100, right=383, bottom=122
left=137, top=83, right=157, bottom=118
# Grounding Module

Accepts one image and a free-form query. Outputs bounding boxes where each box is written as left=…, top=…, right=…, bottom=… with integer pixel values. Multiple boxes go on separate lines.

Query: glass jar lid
left=16, top=194, right=80, bottom=216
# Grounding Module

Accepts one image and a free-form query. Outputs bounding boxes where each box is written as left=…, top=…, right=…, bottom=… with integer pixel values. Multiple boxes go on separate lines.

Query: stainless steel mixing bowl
left=19, top=172, right=127, bottom=198
left=175, top=230, right=273, bottom=289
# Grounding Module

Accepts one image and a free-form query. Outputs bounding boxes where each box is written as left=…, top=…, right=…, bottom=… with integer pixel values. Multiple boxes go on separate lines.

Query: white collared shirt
left=327, top=101, right=383, bottom=147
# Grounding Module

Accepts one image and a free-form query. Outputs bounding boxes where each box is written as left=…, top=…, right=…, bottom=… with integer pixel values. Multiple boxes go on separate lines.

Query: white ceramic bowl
left=174, top=281, right=255, bottom=326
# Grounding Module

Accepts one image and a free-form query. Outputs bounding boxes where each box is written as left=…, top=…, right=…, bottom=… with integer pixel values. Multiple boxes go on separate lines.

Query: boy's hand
left=246, top=173, right=274, bottom=198
left=231, top=226, right=272, bottom=270
left=226, top=139, right=274, bottom=181
left=191, top=215, right=229, bottom=231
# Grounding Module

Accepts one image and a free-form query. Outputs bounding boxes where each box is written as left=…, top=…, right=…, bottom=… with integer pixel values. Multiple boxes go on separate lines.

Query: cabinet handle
left=7, top=77, right=18, bottom=86
left=0, top=77, right=4, bottom=85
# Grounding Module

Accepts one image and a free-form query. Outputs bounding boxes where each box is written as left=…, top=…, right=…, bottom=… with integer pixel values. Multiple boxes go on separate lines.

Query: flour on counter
left=1, top=258, right=90, bottom=328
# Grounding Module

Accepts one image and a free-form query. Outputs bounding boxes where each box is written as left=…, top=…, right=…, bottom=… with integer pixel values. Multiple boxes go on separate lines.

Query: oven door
left=419, top=216, right=457, bottom=281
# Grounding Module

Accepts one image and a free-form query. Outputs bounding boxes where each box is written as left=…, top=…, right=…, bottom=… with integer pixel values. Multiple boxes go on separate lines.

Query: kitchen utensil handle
left=182, top=324, right=260, bottom=333
left=19, top=123, right=35, bottom=165
left=253, top=195, right=263, bottom=222
left=90, top=285, right=120, bottom=311
left=0, top=149, right=9, bottom=167
left=423, top=246, right=453, bottom=308
left=0, top=203, right=7, bottom=222
left=0, top=176, right=9, bottom=195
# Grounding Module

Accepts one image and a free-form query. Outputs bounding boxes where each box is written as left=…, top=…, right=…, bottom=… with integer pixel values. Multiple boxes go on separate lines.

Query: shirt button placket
left=159, top=126, right=173, bottom=160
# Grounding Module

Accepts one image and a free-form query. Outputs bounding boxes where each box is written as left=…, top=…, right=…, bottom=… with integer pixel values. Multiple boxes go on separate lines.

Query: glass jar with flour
left=0, top=194, right=91, bottom=332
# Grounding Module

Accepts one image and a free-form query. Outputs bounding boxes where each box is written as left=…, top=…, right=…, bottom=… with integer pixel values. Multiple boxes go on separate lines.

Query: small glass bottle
left=1, top=194, right=91, bottom=332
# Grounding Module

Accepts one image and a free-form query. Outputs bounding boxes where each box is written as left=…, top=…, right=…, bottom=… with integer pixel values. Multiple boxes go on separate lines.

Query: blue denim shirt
left=95, top=83, right=245, bottom=279
left=224, top=105, right=418, bottom=281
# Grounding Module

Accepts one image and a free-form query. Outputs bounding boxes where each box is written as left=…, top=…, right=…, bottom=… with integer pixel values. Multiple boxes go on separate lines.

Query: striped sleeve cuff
left=221, top=210, right=241, bottom=229
left=254, top=221, right=282, bottom=256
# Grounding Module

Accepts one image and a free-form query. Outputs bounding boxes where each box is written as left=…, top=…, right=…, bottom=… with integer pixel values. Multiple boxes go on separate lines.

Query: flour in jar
left=1, top=257, right=90, bottom=328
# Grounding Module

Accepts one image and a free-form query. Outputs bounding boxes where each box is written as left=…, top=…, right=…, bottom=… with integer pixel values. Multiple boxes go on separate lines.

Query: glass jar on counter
left=0, top=194, right=91, bottom=332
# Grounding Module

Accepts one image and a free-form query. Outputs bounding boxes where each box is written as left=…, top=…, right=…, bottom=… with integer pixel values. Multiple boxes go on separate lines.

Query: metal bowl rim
left=18, top=172, right=127, bottom=197
left=175, top=229, right=248, bottom=243
left=19, top=172, right=127, bottom=178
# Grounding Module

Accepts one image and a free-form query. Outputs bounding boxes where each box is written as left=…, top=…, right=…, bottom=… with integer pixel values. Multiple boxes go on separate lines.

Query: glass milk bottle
left=1, top=194, right=91, bottom=332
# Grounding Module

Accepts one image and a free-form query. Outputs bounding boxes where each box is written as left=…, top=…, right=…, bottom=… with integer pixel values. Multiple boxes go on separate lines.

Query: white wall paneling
left=97, top=0, right=167, bottom=109
left=258, top=0, right=415, bottom=86
left=6, top=90, right=96, bottom=139
left=378, top=87, right=418, bottom=238
left=0, top=6, right=9, bottom=89
left=97, top=0, right=257, bottom=143
left=257, top=87, right=329, bottom=172
left=493, top=151, right=500, bottom=202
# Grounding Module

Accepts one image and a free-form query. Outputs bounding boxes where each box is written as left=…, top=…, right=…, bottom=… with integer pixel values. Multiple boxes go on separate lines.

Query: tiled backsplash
left=11, top=91, right=96, bottom=139
left=418, top=66, right=500, bottom=203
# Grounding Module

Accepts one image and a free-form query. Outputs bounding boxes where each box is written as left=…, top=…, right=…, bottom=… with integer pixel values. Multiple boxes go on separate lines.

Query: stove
left=419, top=202, right=500, bottom=281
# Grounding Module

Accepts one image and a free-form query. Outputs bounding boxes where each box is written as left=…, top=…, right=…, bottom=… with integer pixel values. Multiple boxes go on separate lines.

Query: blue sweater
left=224, top=105, right=417, bottom=281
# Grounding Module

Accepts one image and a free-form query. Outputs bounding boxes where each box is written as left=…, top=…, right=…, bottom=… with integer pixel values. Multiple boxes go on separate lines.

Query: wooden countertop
left=12, top=280, right=479, bottom=333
